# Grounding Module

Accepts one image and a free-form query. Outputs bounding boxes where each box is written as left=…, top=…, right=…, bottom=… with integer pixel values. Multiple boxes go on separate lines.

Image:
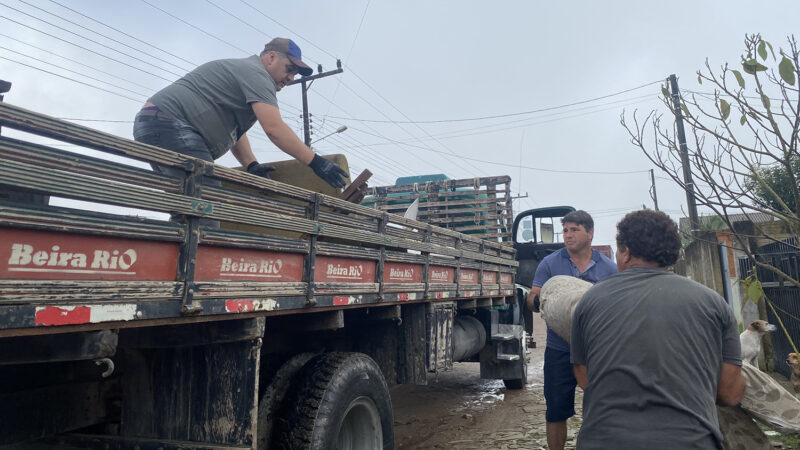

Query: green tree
left=621, top=34, right=800, bottom=286
left=745, top=157, right=800, bottom=212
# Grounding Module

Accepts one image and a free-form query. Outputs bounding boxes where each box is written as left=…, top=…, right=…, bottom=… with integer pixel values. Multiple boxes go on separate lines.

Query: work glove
left=308, top=154, right=348, bottom=188
left=246, top=162, right=276, bottom=179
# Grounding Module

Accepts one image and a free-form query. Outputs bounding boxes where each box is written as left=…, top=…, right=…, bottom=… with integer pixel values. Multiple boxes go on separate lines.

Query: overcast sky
left=2, top=0, right=799, bottom=247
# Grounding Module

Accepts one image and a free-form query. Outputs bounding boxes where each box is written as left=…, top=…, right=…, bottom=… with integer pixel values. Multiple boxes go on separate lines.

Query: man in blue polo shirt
left=526, top=210, right=616, bottom=450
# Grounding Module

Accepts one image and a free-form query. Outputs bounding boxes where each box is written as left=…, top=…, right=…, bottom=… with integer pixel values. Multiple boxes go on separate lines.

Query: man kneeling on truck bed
left=133, top=37, right=349, bottom=193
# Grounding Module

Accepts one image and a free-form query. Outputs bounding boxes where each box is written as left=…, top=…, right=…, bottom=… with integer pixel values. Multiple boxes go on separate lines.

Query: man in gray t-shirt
left=570, top=210, right=744, bottom=450
left=133, top=37, right=348, bottom=189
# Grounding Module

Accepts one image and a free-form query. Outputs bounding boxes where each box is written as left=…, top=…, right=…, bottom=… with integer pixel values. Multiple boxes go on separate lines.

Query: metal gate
left=738, top=237, right=800, bottom=379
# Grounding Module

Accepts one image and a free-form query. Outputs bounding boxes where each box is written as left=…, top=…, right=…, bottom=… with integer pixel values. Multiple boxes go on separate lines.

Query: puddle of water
left=453, top=379, right=505, bottom=412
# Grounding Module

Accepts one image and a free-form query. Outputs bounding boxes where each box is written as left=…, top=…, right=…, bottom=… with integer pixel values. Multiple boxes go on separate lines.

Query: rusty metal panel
left=426, top=302, right=454, bottom=372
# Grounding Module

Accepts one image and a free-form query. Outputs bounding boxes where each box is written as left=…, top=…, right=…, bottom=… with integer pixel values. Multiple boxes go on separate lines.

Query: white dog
left=740, top=320, right=777, bottom=366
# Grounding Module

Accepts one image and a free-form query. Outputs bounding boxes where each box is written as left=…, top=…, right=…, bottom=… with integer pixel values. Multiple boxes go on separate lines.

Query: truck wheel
left=257, top=352, right=318, bottom=450
left=277, top=352, right=394, bottom=450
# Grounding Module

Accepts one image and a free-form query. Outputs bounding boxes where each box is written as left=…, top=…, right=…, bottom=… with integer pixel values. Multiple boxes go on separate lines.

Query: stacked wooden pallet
left=363, top=176, right=513, bottom=243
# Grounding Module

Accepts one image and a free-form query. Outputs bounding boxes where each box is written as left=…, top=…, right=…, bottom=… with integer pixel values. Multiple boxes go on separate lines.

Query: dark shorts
left=133, top=111, right=220, bottom=228
left=544, top=346, right=577, bottom=422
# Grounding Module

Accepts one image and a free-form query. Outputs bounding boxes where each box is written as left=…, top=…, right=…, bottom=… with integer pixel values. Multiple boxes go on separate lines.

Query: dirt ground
left=391, top=313, right=798, bottom=450
left=391, top=313, right=584, bottom=449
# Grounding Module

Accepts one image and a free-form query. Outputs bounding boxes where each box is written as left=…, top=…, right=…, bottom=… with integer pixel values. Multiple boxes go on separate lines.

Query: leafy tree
left=622, top=34, right=800, bottom=287
left=745, top=156, right=800, bottom=212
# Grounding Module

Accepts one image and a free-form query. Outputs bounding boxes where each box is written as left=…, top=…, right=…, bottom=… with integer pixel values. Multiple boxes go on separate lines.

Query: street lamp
left=311, top=125, right=347, bottom=145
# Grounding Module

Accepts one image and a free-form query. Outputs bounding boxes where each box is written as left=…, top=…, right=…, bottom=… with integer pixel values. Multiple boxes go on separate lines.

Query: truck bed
left=0, top=102, right=517, bottom=337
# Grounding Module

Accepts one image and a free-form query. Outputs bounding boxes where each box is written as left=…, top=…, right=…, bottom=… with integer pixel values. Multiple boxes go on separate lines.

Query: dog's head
left=786, top=353, right=800, bottom=369
left=748, top=320, right=778, bottom=334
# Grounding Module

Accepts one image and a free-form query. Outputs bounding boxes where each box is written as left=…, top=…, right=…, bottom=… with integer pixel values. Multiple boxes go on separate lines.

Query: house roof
left=679, top=212, right=776, bottom=231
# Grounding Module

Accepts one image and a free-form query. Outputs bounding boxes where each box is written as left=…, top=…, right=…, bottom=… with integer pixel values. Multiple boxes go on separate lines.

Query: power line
left=237, top=0, right=335, bottom=63
left=364, top=93, right=658, bottom=145
left=336, top=71, right=486, bottom=175
left=204, top=0, right=272, bottom=45
left=322, top=0, right=371, bottom=127
left=138, top=0, right=250, bottom=55
left=334, top=124, right=650, bottom=175
left=218, top=1, right=473, bottom=176
left=184, top=1, right=421, bottom=178
left=0, top=55, right=144, bottom=103
left=0, top=14, right=175, bottom=83
left=47, top=0, right=200, bottom=68
left=0, top=45, right=148, bottom=97
left=325, top=80, right=664, bottom=124
left=0, top=2, right=185, bottom=78
left=0, top=32, right=155, bottom=91
left=18, top=0, right=193, bottom=74
left=342, top=93, right=658, bottom=149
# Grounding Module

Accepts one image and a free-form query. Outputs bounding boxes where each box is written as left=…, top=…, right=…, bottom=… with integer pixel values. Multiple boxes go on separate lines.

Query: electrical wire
left=357, top=93, right=658, bottom=146
left=326, top=80, right=664, bottom=124
left=0, top=14, right=175, bottom=83
left=218, top=1, right=473, bottom=176
left=0, top=55, right=144, bottom=103
left=0, top=45, right=148, bottom=97
left=321, top=0, right=371, bottom=128
left=0, top=32, right=155, bottom=91
left=138, top=0, right=250, bottom=55
left=47, top=0, right=199, bottom=68
left=0, top=2, right=185, bottom=78
left=18, top=0, right=193, bottom=73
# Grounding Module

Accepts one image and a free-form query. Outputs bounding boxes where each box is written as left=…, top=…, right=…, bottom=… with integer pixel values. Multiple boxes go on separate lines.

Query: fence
left=738, top=237, right=800, bottom=379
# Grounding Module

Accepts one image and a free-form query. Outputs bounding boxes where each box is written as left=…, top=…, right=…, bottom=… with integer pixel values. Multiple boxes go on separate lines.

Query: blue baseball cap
left=264, top=38, right=313, bottom=76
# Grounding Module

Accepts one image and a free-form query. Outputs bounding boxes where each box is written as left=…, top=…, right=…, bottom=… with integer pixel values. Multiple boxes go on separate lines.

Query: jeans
left=133, top=112, right=220, bottom=228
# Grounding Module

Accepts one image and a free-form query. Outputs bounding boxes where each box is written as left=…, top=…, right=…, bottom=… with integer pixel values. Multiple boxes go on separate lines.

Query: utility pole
left=0, top=80, right=10, bottom=136
left=289, top=60, right=344, bottom=147
left=649, top=169, right=659, bottom=211
left=668, top=74, right=699, bottom=236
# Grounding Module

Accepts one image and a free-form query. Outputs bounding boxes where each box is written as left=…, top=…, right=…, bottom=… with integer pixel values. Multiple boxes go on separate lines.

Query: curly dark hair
left=561, top=210, right=593, bottom=232
left=616, top=210, right=680, bottom=267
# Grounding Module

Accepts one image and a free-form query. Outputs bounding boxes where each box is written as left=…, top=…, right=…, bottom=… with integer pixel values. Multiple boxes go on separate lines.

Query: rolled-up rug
left=539, top=275, right=592, bottom=344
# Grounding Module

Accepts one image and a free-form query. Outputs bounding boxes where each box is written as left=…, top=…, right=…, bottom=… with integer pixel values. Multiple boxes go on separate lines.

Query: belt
left=136, top=106, right=177, bottom=120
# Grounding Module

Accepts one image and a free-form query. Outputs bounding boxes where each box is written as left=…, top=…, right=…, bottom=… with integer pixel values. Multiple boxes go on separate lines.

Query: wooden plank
left=340, top=169, right=372, bottom=203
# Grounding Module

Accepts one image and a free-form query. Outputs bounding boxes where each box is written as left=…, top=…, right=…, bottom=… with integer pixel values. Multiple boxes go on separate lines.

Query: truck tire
left=257, top=352, right=318, bottom=450
left=276, top=352, right=394, bottom=450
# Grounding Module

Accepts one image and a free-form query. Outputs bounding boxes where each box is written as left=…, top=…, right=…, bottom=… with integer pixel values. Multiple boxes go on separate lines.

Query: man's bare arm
left=230, top=134, right=257, bottom=167
left=717, top=362, right=745, bottom=406
left=252, top=102, right=314, bottom=164
left=574, top=364, right=587, bottom=390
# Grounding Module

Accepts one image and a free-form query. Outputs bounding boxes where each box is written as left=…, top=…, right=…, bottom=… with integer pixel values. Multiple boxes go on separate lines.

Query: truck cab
left=512, top=206, right=575, bottom=343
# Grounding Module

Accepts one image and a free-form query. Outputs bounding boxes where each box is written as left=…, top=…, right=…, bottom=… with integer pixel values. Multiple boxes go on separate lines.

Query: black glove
left=531, top=294, right=541, bottom=313
left=308, top=154, right=348, bottom=188
left=246, top=161, right=276, bottom=179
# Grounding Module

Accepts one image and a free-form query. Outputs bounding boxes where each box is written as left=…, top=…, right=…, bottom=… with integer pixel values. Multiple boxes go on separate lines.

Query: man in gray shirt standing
left=133, top=37, right=348, bottom=192
left=571, top=210, right=744, bottom=449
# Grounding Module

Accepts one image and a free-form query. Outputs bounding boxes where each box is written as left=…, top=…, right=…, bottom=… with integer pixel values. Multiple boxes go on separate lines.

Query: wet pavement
left=391, top=313, right=585, bottom=449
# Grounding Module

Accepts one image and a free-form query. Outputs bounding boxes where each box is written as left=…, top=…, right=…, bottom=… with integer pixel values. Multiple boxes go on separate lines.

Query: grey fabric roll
left=539, top=275, right=592, bottom=343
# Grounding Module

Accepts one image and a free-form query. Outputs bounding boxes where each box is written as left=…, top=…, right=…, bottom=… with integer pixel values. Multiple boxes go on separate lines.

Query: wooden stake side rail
left=362, top=176, right=514, bottom=243
left=0, top=102, right=510, bottom=254
left=0, top=102, right=517, bottom=336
